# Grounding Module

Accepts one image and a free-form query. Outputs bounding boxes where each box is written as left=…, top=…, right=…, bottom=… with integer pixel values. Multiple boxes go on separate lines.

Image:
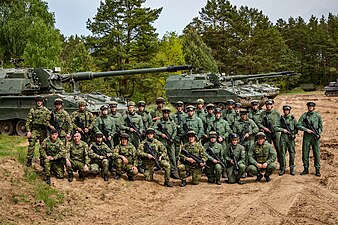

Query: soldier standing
left=222, top=99, right=236, bottom=128
left=207, top=108, right=232, bottom=150
left=275, top=105, right=298, bottom=176
left=247, top=132, right=277, bottom=182
left=195, top=98, right=206, bottom=125
left=258, top=99, right=282, bottom=170
left=178, top=131, right=208, bottom=187
left=65, top=131, right=90, bottom=182
left=136, top=101, right=152, bottom=135
left=88, top=132, right=114, bottom=181
left=183, top=105, right=204, bottom=142
left=233, top=103, right=242, bottom=124
left=109, top=101, right=124, bottom=146
left=138, top=128, right=173, bottom=187
left=150, top=97, right=165, bottom=123
left=297, top=102, right=323, bottom=176
left=204, top=103, right=215, bottom=133
left=40, top=130, right=66, bottom=185
left=113, top=133, right=138, bottom=181
left=204, top=131, right=225, bottom=185
left=50, top=98, right=72, bottom=144
left=154, top=107, right=178, bottom=179
left=71, top=100, right=95, bottom=143
left=248, top=100, right=262, bottom=125
left=26, top=96, right=53, bottom=167
left=225, top=134, right=246, bottom=184
left=94, top=105, right=116, bottom=148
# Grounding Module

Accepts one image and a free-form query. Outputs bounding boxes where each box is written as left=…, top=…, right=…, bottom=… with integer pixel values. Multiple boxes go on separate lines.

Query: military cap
left=127, top=101, right=136, bottom=106
left=35, top=96, right=44, bottom=101
left=162, top=107, right=171, bottom=113
left=239, top=109, right=248, bottom=114
left=230, top=133, right=240, bottom=140
left=120, top=133, right=129, bottom=139
left=137, top=101, right=146, bottom=107
left=72, top=131, right=81, bottom=137
left=306, top=102, right=316, bottom=107
left=196, top=99, right=205, bottom=104
left=186, top=105, right=195, bottom=111
left=214, top=107, right=222, bottom=113
left=206, top=103, right=215, bottom=109
left=145, top=127, right=155, bottom=134
left=176, top=101, right=184, bottom=107
left=50, top=129, right=58, bottom=134
left=54, top=98, right=63, bottom=104
left=78, top=100, right=87, bottom=106
left=100, top=104, right=109, bottom=110
left=227, top=99, right=235, bottom=105
left=186, top=130, right=196, bottom=136
left=251, top=100, right=259, bottom=106
left=95, top=131, right=103, bottom=137
left=265, top=99, right=274, bottom=105
left=155, top=97, right=165, bottom=104
left=235, top=103, right=242, bottom=108
left=256, top=132, right=266, bottom=138
left=208, top=131, right=218, bottom=138
left=283, top=105, right=292, bottom=110
left=109, top=101, right=118, bottom=107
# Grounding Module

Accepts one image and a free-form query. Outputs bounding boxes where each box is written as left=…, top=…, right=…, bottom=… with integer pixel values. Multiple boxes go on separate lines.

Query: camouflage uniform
left=225, top=143, right=246, bottom=183
left=94, top=114, right=116, bottom=148
left=138, top=138, right=171, bottom=183
left=71, top=109, right=95, bottom=143
left=40, top=137, right=66, bottom=178
left=247, top=140, right=277, bottom=177
left=178, top=141, right=208, bottom=185
left=111, top=111, right=124, bottom=146
left=121, top=112, right=144, bottom=149
left=113, top=142, right=138, bottom=179
left=50, top=109, right=72, bottom=143
left=88, top=141, right=114, bottom=176
left=26, top=104, right=51, bottom=162
left=154, top=117, right=177, bottom=175
left=204, top=141, right=224, bottom=183
left=65, top=140, right=90, bottom=175
left=170, top=108, right=187, bottom=166
left=297, top=103, right=323, bottom=175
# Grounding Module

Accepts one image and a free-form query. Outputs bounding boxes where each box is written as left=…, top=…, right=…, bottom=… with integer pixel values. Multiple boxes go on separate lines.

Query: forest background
left=0, top=0, right=337, bottom=103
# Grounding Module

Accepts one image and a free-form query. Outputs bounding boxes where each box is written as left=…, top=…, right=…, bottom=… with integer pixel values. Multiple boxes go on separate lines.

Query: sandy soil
left=0, top=93, right=337, bottom=225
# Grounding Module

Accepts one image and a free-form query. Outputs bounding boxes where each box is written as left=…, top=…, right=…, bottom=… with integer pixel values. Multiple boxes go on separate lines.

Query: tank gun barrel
left=60, top=65, right=192, bottom=82
left=222, top=71, right=296, bottom=81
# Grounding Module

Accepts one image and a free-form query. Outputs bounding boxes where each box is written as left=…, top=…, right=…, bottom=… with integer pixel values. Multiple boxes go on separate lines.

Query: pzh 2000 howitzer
left=181, top=149, right=209, bottom=168
left=206, top=147, right=227, bottom=169
left=229, top=145, right=240, bottom=176
left=303, top=116, right=321, bottom=140
left=125, top=116, right=142, bottom=140
left=280, top=116, right=296, bottom=140
left=144, top=142, right=162, bottom=170
left=157, top=122, right=174, bottom=145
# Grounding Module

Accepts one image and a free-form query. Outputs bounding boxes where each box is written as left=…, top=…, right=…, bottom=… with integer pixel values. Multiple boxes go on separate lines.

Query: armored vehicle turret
left=165, top=71, right=295, bottom=108
left=0, top=65, right=191, bottom=135
left=324, top=79, right=338, bottom=96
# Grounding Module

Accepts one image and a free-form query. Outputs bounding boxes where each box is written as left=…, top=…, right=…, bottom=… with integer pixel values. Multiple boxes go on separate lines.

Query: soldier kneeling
left=40, top=129, right=66, bottom=185
left=88, top=132, right=114, bottom=181
left=113, top=133, right=138, bottom=181
left=225, top=133, right=246, bottom=184
left=138, top=128, right=173, bottom=187
left=65, top=131, right=90, bottom=182
left=247, top=132, right=277, bottom=182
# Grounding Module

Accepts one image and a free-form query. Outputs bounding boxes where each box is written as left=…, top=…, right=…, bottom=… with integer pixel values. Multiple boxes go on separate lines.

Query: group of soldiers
left=25, top=96, right=323, bottom=187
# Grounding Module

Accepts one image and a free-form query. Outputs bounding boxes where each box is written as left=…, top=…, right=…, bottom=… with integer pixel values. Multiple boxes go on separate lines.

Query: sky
left=45, top=0, right=338, bottom=38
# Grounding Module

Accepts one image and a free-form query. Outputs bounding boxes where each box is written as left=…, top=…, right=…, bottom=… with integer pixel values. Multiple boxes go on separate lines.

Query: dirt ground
left=0, top=93, right=337, bottom=225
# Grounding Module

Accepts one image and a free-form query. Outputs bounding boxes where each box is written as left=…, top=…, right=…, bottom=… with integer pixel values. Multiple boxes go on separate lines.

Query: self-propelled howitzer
left=0, top=65, right=191, bottom=135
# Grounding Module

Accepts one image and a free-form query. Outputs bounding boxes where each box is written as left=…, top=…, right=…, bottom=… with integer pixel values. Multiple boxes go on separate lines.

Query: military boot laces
left=26, top=159, right=32, bottom=167
left=68, top=172, right=74, bottom=182
left=264, top=174, right=271, bottom=182
left=45, top=176, right=51, bottom=185
left=180, top=180, right=187, bottom=187
left=164, top=181, right=173, bottom=187
left=300, top=168, right=309, bottom=175
left=103, top=174, right=109, bottom=181
left=315, top=169, right=321, bottom=177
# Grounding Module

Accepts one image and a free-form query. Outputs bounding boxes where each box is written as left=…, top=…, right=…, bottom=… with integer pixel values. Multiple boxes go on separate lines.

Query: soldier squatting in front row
left=24, top=97, right=323, bottom=186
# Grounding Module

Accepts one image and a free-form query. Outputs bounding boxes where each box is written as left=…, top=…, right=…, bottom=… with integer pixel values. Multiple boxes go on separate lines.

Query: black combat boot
left=315, top=168, right=321, bottom=177
left=290, top=167, right=295, bottom=176
left=180, top=180, right=187, bottom=187
left=300, top=168, right=309, bottom=175
left=128, top=176, right=135, bottom=181
left=264, top=174, right=271, bottom=182
left=237, top=179, right=244, bottom=185
left=26, top=159, right=32, bottom=167
left=279, top=168, right=285, bottom=176
left=114, top=174, right=120, bottom=180
left=164, top=181, right=173, bottom=187
left=256, top=173, right=263, bottom=182
left=78, top=171, right=84, bottom=179
left=215, top=180, right=221, bottom=185
left=103, top=174, right=109, bottom=181
left=170, top=173, right=180, bottom=179
left=67, top=172, right=74, bottom=182
left=45, top=176, right=51, bottom=185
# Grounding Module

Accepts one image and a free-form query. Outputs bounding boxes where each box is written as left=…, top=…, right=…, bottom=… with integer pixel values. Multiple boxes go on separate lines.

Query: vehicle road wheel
left=16, top=120, right=27, bottom=136
left=0, top=120, right=14, bottom=135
